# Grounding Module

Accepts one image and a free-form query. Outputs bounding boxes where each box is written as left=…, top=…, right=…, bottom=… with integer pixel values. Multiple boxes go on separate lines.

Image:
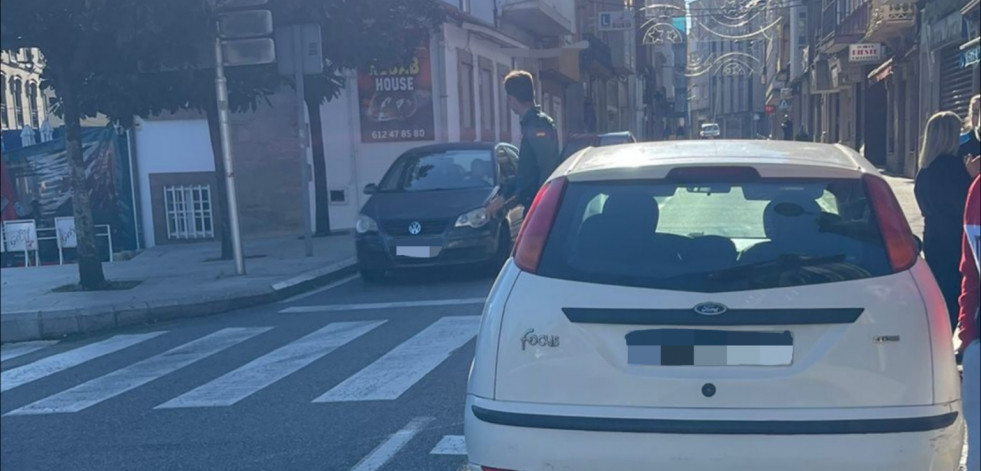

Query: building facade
left=1, top=48, right=49, bottom=143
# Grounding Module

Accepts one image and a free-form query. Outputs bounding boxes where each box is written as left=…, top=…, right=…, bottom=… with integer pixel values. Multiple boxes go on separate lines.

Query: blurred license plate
left=626, top=329, right=793, bottom=366
left=396, top=246, right=439, bottom=258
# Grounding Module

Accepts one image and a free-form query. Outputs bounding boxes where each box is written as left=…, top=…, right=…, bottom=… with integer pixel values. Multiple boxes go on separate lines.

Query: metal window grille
left=164, top=185, right=214, bottom=240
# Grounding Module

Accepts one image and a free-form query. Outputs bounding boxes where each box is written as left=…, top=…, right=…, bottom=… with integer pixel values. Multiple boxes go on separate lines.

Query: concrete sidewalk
left=1, top=233, right=356, bottom=342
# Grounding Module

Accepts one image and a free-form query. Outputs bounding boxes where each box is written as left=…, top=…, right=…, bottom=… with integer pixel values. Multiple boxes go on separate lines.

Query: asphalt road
left=1, top=268, right=495, bottom=471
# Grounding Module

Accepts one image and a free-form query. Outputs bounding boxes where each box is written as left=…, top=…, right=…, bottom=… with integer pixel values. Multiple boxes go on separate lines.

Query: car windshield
left=538, top=179, right=892, bottom=292
left=378, top=149, right=495, bottom=192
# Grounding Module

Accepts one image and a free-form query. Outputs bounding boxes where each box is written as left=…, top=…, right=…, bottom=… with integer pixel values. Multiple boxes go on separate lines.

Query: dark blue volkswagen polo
left=354, top=142, right=525, bottom=281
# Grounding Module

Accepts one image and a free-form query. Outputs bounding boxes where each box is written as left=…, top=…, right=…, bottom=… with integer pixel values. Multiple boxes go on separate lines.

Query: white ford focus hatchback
left=465, top=141, right=964, bottom=471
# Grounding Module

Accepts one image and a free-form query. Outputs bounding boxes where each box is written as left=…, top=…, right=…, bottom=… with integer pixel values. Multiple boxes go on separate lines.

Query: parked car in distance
left=355, top=143, right=524, bottom=282
left=560, top=131, right=638, bottom=162
left=700, top=122, right=721, bottom=138
left=465, top=140, right=963, bottom=471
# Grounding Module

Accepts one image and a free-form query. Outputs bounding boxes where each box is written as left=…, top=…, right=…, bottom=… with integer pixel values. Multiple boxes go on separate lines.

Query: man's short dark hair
left=504, top=70, right=535, bottom=104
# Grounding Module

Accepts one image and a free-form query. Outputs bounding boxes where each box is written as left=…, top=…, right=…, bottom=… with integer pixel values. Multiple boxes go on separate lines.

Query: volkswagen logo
left=408, top=221, right=423, bottom=235
left=693, top=302, right=728, bottom=316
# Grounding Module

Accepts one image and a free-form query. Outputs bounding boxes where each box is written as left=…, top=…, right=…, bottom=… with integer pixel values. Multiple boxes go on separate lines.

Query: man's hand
left=485, top=195, right=505, bottom=215
left=966, top=154, right=981, bottom=178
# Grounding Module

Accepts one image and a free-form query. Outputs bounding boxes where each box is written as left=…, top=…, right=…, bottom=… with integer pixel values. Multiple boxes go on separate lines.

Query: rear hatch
left=495, top=167, right=933, bottom=409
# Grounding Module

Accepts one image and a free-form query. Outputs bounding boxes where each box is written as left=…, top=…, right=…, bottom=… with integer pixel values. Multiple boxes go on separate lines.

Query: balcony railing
left=866, top=0, right=915, bottom=41
left=820, top=0, right=870, bottom=51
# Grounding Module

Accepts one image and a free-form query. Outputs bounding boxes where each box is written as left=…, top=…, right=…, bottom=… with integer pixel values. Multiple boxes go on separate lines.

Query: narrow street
left=1, top=270, right=493, bottom=471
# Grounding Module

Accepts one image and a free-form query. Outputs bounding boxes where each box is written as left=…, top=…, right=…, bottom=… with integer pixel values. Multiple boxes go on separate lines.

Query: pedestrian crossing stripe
left=6, top=328, right=269, bottom=415
left=430, top=435, right=466, bottom=455
left=313, top=316, right=479, bottom=403
left=155, top=321, right=385, bottom=409
left=1, top=317, right=480, bottom=415
left=1, top=341, right=58, bottom=363
left=1, top=332, right=166, bottom=393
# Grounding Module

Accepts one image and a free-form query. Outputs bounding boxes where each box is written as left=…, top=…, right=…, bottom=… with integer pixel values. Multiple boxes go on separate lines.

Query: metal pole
left=294, top=26, right=314, bottom=257
left=214, top=34, right=246, bottom=275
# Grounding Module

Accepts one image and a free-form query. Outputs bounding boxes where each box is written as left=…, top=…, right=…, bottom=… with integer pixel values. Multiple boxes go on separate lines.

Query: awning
left=868, top=58, right=894, bottom=84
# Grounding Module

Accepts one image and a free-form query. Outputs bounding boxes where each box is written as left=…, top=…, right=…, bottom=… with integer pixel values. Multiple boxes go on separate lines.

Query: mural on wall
left=1, top=126, right=136, bottom=251
left=357, top=41, right=435, bottom=143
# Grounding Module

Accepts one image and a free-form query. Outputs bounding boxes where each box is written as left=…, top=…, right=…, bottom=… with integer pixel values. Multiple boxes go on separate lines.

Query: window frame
left=458, top=50, right=476, bottom=141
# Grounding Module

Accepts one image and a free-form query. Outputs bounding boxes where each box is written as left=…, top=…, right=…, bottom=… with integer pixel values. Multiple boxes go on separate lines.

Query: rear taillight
left=863, top=174, right=918, bottom=272
left=513, top=177, right=568, bottom=273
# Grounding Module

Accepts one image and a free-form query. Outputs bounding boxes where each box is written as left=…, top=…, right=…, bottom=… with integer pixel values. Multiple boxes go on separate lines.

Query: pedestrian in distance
left=503, top=70, right=559, bottom=210
left=781, top=116, right=793, bottom=141
left=957, top=173, right=980, bottom=471
left=961, top=94, right=981, bottom=171
left=915, top=111, right=981, bottom=335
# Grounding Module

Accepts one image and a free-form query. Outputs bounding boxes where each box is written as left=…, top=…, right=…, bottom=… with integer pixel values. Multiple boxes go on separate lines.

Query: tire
left=359, top=268, right=385, bottom=283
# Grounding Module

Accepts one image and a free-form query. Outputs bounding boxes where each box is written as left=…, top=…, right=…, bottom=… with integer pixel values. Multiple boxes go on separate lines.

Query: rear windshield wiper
left=706, top=253, right=848, bottom=282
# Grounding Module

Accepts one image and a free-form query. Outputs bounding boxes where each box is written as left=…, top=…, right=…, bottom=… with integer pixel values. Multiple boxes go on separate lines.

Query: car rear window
left=537, top=179, right=893, bottom=292
left=379, top=149, right=494, bottom=192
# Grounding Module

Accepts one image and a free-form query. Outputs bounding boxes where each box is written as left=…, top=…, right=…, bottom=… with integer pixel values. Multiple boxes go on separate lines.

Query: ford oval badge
left=694, top=302, right=728, bottom=316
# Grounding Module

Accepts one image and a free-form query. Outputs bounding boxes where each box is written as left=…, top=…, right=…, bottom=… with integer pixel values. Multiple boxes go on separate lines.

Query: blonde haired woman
left=915, top=111, right=978, bottom=334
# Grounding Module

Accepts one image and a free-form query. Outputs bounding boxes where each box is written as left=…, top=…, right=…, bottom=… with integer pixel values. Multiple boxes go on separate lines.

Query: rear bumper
left=464, top=396, right=964, bottom=471
left=356, top=225, right=499, bottom=271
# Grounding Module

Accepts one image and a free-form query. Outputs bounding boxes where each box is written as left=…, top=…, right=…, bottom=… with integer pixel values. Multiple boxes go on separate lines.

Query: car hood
left=362, top=187, right=497, bottom=221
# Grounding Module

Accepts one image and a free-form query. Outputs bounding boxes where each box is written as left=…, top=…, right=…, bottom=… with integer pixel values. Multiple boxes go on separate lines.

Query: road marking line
left=280, top=298, right=486, bottom=314
left=155, top=321, right=385, bottom=409
left=1, top=341, right=58, bottom=363
left=313, top=316, right=479, bottom=402
left=278, top=274, right=359, bottom=304
left=5, top=327, right=268, bottom=415
left=271, top=257, right=357, bottom=291
left=349, top=416, right=434, bottom=471
left=1, top=333, right=165, bottom=393
left=430, top=435, right=466, bottom=455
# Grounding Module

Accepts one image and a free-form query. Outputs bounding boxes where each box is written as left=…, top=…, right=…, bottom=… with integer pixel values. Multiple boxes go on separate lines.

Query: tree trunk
left=205, top=101, right=234, bottom=260
left=60, top=75, right=107, bottom=290
left=305, top=90, right=331, bottom=236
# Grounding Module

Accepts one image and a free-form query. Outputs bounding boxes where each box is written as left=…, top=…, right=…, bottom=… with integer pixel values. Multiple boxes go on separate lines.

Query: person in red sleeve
left=959, top=174, right=980, bottom=471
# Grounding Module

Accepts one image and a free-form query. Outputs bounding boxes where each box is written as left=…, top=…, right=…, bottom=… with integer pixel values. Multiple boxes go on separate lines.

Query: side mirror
left=363, top=183, right=378, bottom=195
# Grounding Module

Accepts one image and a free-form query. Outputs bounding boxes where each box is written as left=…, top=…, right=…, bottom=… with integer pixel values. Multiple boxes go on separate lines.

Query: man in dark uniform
left=503, top=70, right=560, bottom=209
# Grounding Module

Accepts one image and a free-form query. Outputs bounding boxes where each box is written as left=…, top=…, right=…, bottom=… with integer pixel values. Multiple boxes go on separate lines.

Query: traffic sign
left=765, top=104, right=776, bottom=115
left=780, top=87, right=792, bottom=99
left=218, top=10, right=273, bottom=39
left=778, top=99, right=790, bottom=110
left=276, top=24, right=324, bottom=76
left=599, top=11, right=634, bottom=31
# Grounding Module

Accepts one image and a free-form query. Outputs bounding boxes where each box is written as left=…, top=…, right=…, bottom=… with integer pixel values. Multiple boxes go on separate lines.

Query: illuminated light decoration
left=642, top=22, right=684, bottom=45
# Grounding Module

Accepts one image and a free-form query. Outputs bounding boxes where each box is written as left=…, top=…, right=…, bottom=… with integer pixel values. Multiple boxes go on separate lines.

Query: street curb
left=0, top=258, right=358, bottom=343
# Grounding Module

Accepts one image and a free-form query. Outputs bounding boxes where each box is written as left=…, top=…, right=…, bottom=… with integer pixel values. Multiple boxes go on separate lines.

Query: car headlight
left=355, top=215, right=378, bottom=234
left=455, top=207, right=490, bottom=229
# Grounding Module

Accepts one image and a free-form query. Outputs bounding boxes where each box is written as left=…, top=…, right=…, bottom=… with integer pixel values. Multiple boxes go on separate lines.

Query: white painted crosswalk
left=430, top=435, right=466, bottom=455
left=1, top=333, right=165, bottom=393
left=313, top=316, right=480, bottom=402
left=0, top=341, right=59, bottom=363
left=156, top=321, right=384, bottom=409
left=1, top=316, right=480, bottom=416
left=6, top=328, right=269, bottom=415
